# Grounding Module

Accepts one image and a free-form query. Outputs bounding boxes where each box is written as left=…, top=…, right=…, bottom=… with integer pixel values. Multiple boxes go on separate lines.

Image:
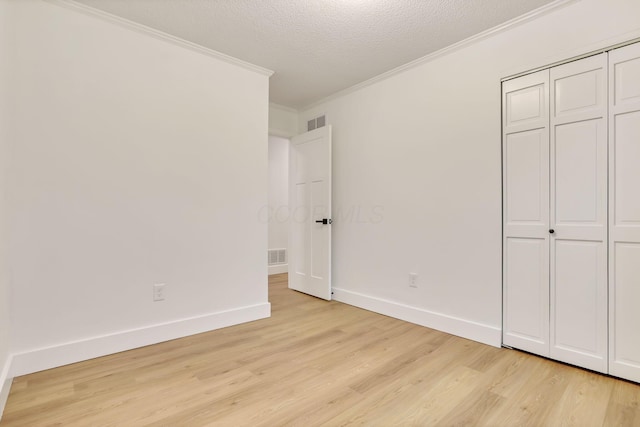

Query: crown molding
left=44, top=0, right=274, bottom=77
left=269, top=102, right=299, bottom=114
left=301, top=0, right=578, bottom=111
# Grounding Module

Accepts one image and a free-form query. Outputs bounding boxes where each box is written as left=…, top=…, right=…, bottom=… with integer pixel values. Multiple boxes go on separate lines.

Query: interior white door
left=609, top=42, right=640, bottom=382
left=549, top=53, right=608, bottom=373
left=502, top=70, right=551, bottom=356
left=288, top=125, right=332, bottom=300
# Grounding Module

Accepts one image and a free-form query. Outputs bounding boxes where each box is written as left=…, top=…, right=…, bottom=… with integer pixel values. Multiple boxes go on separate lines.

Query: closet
left=502, top=42, right=640, bottom=383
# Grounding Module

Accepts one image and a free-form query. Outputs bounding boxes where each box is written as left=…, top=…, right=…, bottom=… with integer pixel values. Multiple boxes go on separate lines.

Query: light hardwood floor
left=2, top=273, right=639, bottom=426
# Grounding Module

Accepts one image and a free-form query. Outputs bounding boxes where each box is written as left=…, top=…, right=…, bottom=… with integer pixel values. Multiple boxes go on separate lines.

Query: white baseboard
left=332, top=288, right=501, bottom=347
left=9, top=302, right=271, bottom=378
left=0, top=354, right=13, bottom=421
left=268, top=264, right=288, bottom=275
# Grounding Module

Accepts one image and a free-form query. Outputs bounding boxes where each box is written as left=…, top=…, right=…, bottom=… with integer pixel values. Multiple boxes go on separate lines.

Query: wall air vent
left=307, top=115, right=326, bottom=132
left=268, top=248, right=287, bottom=265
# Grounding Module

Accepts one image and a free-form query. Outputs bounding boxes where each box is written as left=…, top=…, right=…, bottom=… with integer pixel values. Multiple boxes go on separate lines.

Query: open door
left=288, top=125, right=332, bottom=300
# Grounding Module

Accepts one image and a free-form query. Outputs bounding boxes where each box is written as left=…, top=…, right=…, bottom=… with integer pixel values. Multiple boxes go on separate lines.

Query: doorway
left=267, top=135, right=290, bottom=276
left=268, top=126, right=333, bottom=300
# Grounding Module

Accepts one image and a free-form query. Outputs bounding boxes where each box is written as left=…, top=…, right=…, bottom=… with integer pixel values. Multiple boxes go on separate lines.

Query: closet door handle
left=549, top=229, right=555, bottom=234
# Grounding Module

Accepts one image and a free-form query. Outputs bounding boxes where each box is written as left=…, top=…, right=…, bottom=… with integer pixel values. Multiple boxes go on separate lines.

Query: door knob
left=549, top=229, right=555, bottom=234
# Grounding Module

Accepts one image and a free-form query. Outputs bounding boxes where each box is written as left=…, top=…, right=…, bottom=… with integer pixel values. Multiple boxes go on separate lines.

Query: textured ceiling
left=74, top=0, right=557, bottom=109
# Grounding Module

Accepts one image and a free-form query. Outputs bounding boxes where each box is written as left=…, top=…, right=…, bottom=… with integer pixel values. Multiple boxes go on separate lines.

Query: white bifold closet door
left=503, top=70, right=551, bottom=357
left=549, top=54, right=608, bottom=373
left=503, top=53, right=608, bottom=373
left=609, top=42, right=640, bottom=383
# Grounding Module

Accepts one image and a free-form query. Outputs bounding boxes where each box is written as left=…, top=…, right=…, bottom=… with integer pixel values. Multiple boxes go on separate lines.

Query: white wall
left=269, top=103, right=298, bottom=137
left=0, top=0, right=12, bottom=415
left=300, top=0, right=640, bottom=346
left=4, top=0, right=271, bottom=376
left=268, top=135, right=289, bottom=275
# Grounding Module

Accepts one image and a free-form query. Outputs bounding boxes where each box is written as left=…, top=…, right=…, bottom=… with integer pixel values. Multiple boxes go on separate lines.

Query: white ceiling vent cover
left=268, top=249, right=287, bottom=265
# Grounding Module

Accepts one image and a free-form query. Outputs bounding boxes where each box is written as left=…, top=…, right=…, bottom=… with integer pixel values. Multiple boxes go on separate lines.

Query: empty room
left=1, top=0, right=640, bottom=425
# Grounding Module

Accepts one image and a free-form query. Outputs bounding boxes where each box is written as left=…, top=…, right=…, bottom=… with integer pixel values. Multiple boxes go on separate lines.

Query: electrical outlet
left=409, top=273, right=418, bottom=288
left=153, top=283, right=166, bottom=302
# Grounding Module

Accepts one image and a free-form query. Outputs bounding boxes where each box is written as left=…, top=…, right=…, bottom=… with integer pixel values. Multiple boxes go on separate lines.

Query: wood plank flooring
left=2, top=273, right=639, bottom=426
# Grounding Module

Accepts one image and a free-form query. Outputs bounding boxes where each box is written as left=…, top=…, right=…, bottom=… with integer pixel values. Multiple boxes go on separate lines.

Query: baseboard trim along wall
left=9, top=303, right=271, bottom=378
left=268, top=264, right=288, bottom=275
left=0, top=355, right=13, bottom=420
left=332, top=288, right=501, bottom=347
